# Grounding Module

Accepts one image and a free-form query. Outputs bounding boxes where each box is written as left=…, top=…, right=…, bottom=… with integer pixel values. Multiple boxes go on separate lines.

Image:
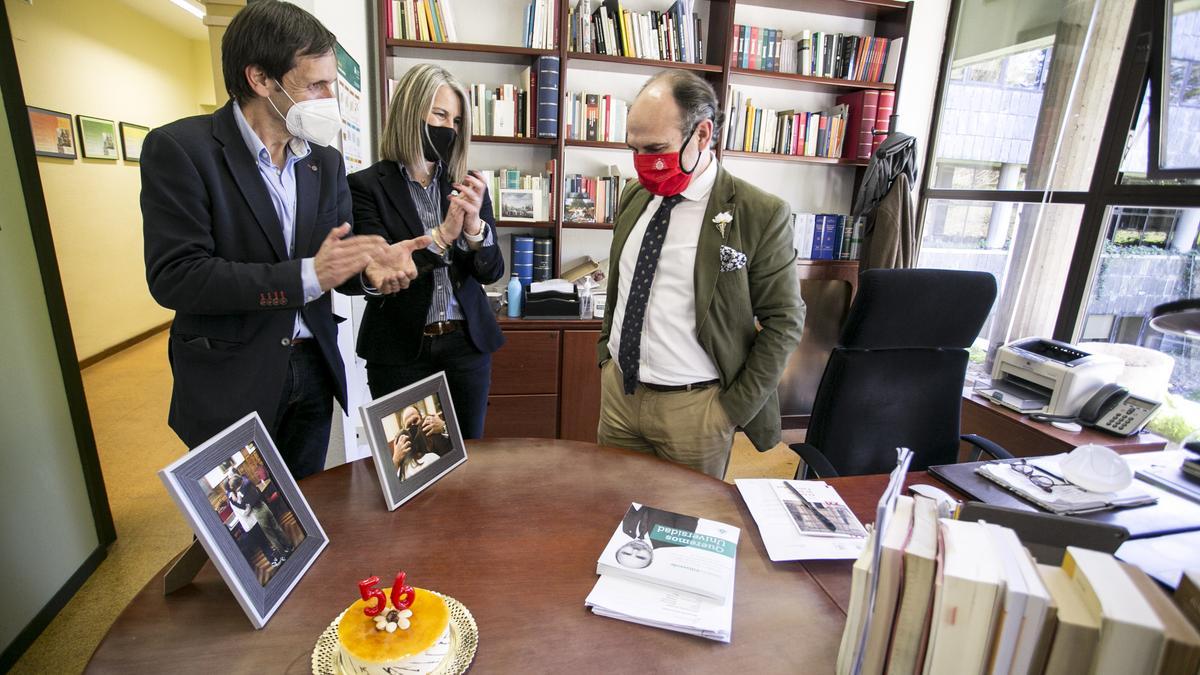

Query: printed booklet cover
left=596, top=503, right=739, bottom=602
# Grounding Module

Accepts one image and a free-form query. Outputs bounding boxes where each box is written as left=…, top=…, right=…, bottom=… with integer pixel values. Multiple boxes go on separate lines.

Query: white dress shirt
left=608, top=152, right=721, bottom=386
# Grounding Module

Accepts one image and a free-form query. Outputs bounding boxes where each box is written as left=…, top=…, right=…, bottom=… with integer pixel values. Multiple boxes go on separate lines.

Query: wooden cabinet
left=560, top=330, right=603, bottom=443
left=484, top=320, right=602, bottom=440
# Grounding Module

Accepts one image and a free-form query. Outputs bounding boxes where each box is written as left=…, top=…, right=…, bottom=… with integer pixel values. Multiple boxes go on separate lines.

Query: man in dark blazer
left=141, top=2, right=422, bottom=478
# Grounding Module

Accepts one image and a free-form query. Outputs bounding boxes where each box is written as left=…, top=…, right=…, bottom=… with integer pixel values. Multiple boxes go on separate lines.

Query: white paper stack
left=976, top=454, right=1156, bottom=515
left=735, top=479, right=869, bottom=561
left=584, top=503, right=738, bottom=642
left=585, top=575, right=734, bottom=642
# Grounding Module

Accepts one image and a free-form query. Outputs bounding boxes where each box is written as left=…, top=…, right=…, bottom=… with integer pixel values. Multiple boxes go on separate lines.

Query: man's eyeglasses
left=1007, top=459, right=1069, bottom=493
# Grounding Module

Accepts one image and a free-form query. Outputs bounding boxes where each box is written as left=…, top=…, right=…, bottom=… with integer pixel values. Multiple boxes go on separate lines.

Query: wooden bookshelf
left=728, top=67, right=896, bottom=92
left=733, top=0, right=909, bottom=20
left=564, top=139, right=627, bottom=150
left=472, top=135, right=557, bottom=146
left=566, top=51, right=723, bottom=73
left=378, top=0, right=912, bottom=280
left=723, top=150, right=870, bottom=167
left=495, top=220, right=555, bottom=229
left=384, top=39, right=555, bottom=62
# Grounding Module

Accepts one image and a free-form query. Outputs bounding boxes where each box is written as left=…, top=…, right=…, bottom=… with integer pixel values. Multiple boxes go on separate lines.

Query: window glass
left=930, top=0, right=1134, bottom=191
left=1078, top=206, right=1200, bottom=441
left=1157, top=1, right=1200, bottom=171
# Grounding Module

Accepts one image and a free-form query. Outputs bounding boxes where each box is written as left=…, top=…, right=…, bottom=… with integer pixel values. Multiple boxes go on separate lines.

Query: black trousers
left=366, top=329, right=492, bottom=439
left=271, top=340, right=335, bottom=480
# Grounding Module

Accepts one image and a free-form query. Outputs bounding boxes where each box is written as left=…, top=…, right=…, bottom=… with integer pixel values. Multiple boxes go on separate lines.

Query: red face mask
left=633, top=125, right=701, bottom=197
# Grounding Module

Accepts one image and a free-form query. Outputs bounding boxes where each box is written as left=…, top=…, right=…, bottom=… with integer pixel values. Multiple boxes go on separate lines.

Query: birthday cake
left=335, top=583, right=451, bottom=675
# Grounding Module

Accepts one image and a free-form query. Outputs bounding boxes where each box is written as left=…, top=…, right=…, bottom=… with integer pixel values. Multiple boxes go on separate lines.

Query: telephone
left=1030, top=383, right=1161, bottom=437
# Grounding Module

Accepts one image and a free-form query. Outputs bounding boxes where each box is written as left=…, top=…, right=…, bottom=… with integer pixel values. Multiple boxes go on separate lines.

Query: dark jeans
left=366, top=329, right=492, bottom=439
left=272, top=340, right=335, bottom=480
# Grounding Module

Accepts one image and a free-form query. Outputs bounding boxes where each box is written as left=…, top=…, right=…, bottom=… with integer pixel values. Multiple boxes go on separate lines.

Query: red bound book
left=873, top=90, right=895, bottom=153
left=836, top=90, right=879, bottom=160
left=604, top=94, right=613, bottom=141
left=749, top=25, right=759, bottom=70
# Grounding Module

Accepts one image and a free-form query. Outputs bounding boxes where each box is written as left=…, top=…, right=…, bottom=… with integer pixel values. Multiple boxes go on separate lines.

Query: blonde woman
left=348, top=64, right=504, bottom=438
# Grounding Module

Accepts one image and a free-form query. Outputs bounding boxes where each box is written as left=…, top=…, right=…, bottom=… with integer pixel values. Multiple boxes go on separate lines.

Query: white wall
left=895, top=0, right=953, bottom=191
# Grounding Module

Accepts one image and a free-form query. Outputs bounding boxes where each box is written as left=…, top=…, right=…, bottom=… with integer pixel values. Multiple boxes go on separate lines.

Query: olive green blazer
left=597, top=164, right=806, bottom=451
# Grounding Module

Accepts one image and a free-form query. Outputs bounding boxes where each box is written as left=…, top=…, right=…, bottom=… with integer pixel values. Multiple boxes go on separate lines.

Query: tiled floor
left=11, top=331, right=800, bottom=672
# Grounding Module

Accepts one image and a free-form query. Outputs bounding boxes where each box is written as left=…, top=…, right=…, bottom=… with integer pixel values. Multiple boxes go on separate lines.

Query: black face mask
left=421, top=123, right=456, bottom=163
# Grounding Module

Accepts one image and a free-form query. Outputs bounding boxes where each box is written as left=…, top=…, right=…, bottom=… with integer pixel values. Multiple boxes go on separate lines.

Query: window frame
left=918, top=0, right=1200, bottom=346
left=1148, top=0, right=1200, bottom=179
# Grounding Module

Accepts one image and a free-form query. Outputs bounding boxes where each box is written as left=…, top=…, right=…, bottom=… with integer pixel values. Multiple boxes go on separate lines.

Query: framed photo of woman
left=360, top=372, right=467, bottom=511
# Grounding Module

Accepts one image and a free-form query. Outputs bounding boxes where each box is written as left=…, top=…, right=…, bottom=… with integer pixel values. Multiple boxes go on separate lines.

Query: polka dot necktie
left=618, top=194, right=686, bottom=395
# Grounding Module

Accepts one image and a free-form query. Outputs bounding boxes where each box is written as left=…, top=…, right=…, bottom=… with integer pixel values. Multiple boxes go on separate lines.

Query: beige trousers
left=596, top=360, right=736, bottom=479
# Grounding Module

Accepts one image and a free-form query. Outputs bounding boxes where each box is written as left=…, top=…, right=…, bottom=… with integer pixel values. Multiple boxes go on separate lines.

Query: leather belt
left=423, top=320, right=464, bottom=337
left=639, top=379, right=720, bottom=393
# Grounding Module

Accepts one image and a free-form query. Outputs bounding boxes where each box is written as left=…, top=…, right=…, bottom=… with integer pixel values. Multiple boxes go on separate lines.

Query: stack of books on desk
left=584, top=503, right=738, bottom=642
left=838, top=505, right=1200, bottom=675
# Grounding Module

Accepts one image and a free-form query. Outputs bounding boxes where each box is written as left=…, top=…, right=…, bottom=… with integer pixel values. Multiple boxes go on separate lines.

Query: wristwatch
left=463, top=220, right=487, bottom=242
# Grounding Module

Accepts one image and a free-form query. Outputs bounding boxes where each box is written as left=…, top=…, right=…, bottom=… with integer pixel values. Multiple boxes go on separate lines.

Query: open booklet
left=975, top=454, right=1156, bottom=515
left=736, top=479, right=869, bottom=561
left=586, top=503, right=739, bottom=642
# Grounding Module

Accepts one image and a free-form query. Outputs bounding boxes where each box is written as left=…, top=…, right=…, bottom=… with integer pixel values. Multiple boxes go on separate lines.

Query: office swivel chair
left=789, top=269, right=1014, bottom=478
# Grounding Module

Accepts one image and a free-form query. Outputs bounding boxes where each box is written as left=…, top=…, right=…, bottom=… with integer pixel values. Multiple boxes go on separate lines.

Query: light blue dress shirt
left=232, top=101, right=324, bottom=339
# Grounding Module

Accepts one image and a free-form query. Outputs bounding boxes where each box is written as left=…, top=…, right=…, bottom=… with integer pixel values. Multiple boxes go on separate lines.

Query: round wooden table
left=87, top=439, right=849, bottom=673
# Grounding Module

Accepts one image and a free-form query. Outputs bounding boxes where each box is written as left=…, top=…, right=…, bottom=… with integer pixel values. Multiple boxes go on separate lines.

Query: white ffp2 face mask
left=271, top=80, right=341, bottom=147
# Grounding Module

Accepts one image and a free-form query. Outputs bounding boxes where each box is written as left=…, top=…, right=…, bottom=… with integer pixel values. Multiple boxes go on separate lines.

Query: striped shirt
left=399, top=163, right=494, bottom=325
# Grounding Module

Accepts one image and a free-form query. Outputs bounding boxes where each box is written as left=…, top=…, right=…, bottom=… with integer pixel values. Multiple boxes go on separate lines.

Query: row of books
left=568, top=0, right=704, bottom=64
left=563, top=170, right=630, bottom=224
left=837, top=89, right=895, bottom=160
left=563, top=92, right=629, bottom=143
left=480, top=167, right=555, bottom=222
left=725, top=89, right=848, bottom=159
left=510, top=236, right=553, bottom=288
left=793, top=213, right=863, bottom=261
left=469, top=83, right=529, bottom=138
left=838, top=496, right=1200, bottom=675
left=800, top=32, right=900, bottom=83
left=385, top=0, right=457, bottom=42
left=522, top=0, right=557, bottom=50
left=731, top=25, right=900, bottom=84
left=467, top=58, right=558, bottom=140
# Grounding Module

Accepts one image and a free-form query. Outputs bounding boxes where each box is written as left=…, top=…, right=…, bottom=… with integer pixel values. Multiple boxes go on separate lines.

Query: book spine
left=536, top=56, right=559, bottom=139
left=874, top=90, right=895, bottom=152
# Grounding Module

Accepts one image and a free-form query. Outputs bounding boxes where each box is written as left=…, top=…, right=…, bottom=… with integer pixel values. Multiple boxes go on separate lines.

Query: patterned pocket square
left=719, top=245, right=747, bottom=272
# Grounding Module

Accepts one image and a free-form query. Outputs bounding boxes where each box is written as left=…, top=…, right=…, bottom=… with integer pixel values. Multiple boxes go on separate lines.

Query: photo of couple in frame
left=360, top=372, right=468, bottom=510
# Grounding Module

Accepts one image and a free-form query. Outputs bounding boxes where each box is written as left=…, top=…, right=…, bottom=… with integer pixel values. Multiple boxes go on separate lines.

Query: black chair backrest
left=806, top=269, right=998, bottom=475
left=840, top=268, right=996, bottom=349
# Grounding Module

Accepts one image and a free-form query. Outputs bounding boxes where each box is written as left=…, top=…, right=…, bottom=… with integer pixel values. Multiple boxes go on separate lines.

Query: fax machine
left=978, top=338, right=1124, bottom=417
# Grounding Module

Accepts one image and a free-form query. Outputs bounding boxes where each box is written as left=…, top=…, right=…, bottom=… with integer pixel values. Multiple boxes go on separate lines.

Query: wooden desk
left=89, top=440, right=882, bottom=673
left=960, top=389, right=1168, bottom=458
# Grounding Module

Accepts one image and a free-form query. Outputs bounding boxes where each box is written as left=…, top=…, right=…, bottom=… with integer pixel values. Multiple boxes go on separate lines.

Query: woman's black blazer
left=348, top=160, right=505, bottom=364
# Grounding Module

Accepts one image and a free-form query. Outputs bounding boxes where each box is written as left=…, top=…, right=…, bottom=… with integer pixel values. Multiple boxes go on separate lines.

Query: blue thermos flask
left=506, top=274, right=523, bottom=318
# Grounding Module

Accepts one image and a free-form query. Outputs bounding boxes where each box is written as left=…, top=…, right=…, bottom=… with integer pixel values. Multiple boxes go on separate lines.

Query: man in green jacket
left=597, top=70, right=805, bottom=478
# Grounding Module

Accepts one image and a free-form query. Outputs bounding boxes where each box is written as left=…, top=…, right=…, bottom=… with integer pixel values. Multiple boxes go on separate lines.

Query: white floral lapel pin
left=712, top=211, right=733, bottom=239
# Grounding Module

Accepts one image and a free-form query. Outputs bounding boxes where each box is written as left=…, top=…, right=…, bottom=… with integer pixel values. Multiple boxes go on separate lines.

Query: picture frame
left=360, top=372, right=467, bottom=511
left=27, top=106, right=76, bottom=159
left=498, top=188, right=538, bottom=222
left=76, top=114, right=119, bottom=160
left=119, top=122, right=150, bottom=162
left=158, top=412, right=328, bottom=629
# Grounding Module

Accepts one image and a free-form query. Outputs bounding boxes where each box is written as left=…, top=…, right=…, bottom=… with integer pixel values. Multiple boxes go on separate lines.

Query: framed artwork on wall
left=76, top=115, right=119, bottom=160
left=27, top=106, right=76, bottom=159
left=119, top=122, right=150, bottom=162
